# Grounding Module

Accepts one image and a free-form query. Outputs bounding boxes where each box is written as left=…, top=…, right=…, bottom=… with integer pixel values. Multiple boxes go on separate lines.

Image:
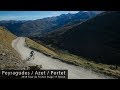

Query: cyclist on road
left=28, top=51, right=35, bottom=60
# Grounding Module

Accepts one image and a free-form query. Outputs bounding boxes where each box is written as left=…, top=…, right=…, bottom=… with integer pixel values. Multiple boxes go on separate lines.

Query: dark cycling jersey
left=30, top=51, right=34, bottom=57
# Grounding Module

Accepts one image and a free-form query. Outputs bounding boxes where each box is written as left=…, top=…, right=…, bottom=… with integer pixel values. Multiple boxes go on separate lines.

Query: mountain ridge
left=32, top=11, right=120, bottom=65
left=0, top=11, right=100, bottom=37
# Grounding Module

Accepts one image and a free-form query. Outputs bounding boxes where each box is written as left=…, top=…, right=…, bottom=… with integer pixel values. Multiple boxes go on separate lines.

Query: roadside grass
left=0, top=26, right=28, bottom=70
left=25, top=37, right=120, bottom=78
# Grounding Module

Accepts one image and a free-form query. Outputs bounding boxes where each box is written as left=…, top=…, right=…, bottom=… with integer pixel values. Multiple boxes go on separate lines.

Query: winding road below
left=12, top=37, right=113, bottom=79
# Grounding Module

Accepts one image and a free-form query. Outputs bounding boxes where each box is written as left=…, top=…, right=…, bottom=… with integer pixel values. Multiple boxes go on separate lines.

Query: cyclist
left=28, top=51, right=35, bottom=60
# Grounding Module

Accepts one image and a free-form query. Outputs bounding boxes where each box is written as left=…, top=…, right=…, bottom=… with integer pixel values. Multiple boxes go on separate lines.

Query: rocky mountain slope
left=0, top=26, right=28, bottom=70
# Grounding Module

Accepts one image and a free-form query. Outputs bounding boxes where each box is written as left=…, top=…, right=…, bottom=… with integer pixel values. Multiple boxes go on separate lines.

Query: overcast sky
left=0, top=11, right=79, bottom=21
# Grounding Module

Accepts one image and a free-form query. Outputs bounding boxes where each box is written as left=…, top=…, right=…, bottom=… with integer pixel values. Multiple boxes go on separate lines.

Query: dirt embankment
left=0, top=26, right=28, bottom=70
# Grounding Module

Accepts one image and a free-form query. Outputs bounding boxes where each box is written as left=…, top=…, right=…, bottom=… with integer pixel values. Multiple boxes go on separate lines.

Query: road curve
left=12, top=37, right=112, bottom=79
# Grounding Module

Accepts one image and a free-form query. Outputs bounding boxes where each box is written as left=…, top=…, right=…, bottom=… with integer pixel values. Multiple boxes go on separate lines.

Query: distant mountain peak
left=0, top=11, right=99, bottom=37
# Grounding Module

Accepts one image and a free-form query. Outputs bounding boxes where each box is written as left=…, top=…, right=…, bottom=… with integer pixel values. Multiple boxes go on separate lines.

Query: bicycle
left=26, top=51, right=35, bottom=61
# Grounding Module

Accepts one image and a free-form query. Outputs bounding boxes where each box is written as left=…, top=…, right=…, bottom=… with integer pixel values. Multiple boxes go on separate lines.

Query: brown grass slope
left=38, top=11, right=120, bottom=65
left=0, top=26, right=27, bottom=70
left=26, top=38, right=120, bottom=78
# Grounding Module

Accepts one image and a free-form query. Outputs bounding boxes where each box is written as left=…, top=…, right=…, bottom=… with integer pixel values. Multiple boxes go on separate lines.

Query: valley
left=0, top=11, right=120, bottom=79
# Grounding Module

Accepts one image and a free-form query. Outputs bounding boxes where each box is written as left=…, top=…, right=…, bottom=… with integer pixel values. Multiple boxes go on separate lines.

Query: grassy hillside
left=0, top=26, right=28, bottom=70
left=25, top=38, right=120, bottom=78
left=38, top=11, right=120, bottom=65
